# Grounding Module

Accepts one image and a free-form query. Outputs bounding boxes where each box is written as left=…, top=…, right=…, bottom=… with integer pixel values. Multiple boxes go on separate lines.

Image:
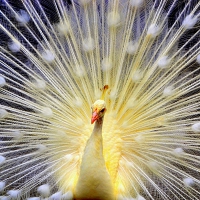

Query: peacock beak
left=91, top=111, right=99, bottom=124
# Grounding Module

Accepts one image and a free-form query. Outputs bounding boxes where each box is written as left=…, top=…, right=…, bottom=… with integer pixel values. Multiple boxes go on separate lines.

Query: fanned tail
left=0, top=0, right=200, bottom=199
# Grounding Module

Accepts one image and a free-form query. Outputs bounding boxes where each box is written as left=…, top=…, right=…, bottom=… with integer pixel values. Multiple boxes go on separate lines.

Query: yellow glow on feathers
left=0, top=0, right=200, bottom=199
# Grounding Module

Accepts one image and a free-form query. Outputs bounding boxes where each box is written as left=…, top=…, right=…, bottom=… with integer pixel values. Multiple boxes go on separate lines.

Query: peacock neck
left=81, top=117, right=105, bottom=169
left=75, top=117, right=115, bottom=200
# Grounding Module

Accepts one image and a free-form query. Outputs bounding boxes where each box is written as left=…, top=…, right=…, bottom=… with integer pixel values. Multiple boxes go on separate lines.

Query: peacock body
left=0, top=0, right=200, bottom=199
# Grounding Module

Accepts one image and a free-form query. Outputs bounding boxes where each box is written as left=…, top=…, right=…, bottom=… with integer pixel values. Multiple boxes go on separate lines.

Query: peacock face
left=91, top=100, right=106, bottom=124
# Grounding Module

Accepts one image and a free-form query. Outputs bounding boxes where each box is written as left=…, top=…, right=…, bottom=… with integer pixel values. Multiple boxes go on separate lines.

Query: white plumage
left=0, top=0, right=200, bottom=199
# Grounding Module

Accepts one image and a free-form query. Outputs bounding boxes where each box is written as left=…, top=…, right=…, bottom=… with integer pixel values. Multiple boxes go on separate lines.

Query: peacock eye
left=100, top=108, right=105, bottom=113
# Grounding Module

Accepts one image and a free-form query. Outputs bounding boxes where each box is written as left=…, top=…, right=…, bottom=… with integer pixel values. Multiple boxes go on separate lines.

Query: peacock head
left=91, top=100, right=106, bottom=124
